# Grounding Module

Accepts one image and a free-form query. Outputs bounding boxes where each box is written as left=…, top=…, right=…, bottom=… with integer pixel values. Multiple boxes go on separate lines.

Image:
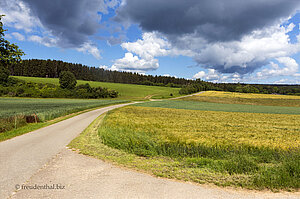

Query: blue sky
left=1, top=0, right=300, bottom=84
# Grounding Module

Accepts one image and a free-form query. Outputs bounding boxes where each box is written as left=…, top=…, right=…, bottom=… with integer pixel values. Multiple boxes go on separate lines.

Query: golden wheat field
left=183, top=91, right=300, bottom=107
left=198, top=91, right=300, bottom=99
left=102, top=106, right=300, bottom=151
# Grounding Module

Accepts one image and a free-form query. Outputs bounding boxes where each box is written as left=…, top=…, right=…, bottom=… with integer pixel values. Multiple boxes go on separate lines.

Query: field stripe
left=135, top=100, right=300, bottom=115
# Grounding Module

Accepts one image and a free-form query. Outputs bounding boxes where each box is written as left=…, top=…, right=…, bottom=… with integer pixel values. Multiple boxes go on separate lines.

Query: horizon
left=1, top=0, right=300, bottom=84
left=14, top=58, right=300, bottom=86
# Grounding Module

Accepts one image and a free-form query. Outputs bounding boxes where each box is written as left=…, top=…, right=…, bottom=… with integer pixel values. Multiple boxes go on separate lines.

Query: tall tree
left=0, top=15, right=24, bottom=83
left=59, top=71, right=77, bottom=89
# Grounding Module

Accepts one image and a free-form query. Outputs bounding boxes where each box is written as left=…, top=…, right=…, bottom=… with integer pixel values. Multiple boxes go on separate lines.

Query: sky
left=1, top=0, right=300, bottom=84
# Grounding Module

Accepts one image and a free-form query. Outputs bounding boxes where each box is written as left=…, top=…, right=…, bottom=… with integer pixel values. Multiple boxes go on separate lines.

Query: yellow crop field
left=102, top=106, right=300, bottom=151
left=198, top=91, right=300, bottom=99
left=98, top=105, right=300, bottom=190
left=184, top=91, right=300, bottom=107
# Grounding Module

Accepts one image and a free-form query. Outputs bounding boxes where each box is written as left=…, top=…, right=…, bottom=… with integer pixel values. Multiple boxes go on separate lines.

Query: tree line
left=9, top=59, right=300, bottom=95
left=179, top=80, right=300, bottom=95
left=10, top=59, right=190, bottom=87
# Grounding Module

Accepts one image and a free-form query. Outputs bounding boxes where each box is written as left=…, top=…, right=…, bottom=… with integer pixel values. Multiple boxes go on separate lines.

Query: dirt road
left=170, top=91, right=205, bottom=100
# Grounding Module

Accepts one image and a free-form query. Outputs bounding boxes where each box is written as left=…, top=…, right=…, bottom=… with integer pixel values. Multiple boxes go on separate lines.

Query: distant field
left=184, top=91, right=300, bottom=107
left=0, top=98, right=127, bottom=134
left=96, top=106, right=300, bottom=190
left=14, top=76, right=181, bottom=100
left=200, top=91, right=300, bottom=99
left=135, top=100, right=300, bottom=115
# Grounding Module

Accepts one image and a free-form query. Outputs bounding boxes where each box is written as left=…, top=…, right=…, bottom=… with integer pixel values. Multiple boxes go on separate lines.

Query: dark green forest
left=10, top=59, right=300, bottom=95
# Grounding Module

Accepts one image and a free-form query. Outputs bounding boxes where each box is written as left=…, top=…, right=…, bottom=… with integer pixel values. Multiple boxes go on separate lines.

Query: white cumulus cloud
left=0, top=0, right=42, bottom=32
left=111, top=52, right=159, bottom=73
left=193, top=71, right=206, bottom=79
left=77, top=42, right=101, bottom=60
left=257, top=57, right=299, bottom=77
left=11, top=32, right=25, bottom=41
left=28, top=35, right=57, bottom=47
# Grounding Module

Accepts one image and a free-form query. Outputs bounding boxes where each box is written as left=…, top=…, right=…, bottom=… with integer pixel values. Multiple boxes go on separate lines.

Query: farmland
left=14, top=76, right=182, bottom=100
left=0, top=98, right=128, bottom=140
left=135, top=100, right=300, bottom=115
left=96, top=105, right=300, bottom=190
left=184, top=91, right=300, bottom=107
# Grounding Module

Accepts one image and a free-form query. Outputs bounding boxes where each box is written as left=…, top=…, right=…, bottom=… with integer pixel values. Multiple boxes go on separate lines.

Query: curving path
left=0, top=103, right=133, bottom=199
left=0, top=102, right=299, bottom=199
left=170, top=91, right=206, bottom=100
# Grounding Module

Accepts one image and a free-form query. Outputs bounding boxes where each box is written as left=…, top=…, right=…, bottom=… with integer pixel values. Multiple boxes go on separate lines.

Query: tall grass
left=98, top=106, right=300, bottom=190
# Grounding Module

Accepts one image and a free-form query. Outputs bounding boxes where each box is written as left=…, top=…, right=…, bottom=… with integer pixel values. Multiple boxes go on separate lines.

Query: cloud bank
left=0, top=0, right=120, bottom=58
left=117, top=0, right=300, bottom=76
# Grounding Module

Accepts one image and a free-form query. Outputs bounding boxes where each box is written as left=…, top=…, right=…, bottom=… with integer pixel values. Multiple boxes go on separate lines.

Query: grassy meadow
left=184, top=91, right=300, bottom=107
left=96, top=105, right=300, bottom=190
left=14, top=76, right=182, bottom=100
left=0, top=98, right=128, bottom=140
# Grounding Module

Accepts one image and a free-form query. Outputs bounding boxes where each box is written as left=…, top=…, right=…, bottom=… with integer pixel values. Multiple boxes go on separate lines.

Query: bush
left=0, top=79, right=118, bottom=99
left=59, top=71, right=77, bottom=89
left=0, top=65, right=9, bottom=84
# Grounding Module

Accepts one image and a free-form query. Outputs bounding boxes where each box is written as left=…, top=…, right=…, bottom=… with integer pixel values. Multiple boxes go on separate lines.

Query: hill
left=14, top=76, right=182, bottom=100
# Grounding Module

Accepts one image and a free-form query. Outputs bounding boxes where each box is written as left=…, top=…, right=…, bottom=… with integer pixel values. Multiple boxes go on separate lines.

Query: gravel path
left=170, top=91, right=205, bottom=100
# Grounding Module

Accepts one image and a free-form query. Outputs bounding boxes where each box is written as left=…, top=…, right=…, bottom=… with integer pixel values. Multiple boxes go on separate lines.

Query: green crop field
left=0, top=98, right=127, bottom=120
left=184, top=91, right=300, bottom=107
left=14, top=76, right=182, bottom=100
left=95, top=105, right=300, bottom=190
left=135, top=100, right=300, bottom=115
left=0, top=97, right=128, bottom=136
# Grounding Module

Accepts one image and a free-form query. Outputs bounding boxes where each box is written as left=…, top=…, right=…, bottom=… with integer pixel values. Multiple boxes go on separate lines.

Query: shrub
left=59, top=71, right=77, bottom=89
left=0, top=65, right=9, bottom=84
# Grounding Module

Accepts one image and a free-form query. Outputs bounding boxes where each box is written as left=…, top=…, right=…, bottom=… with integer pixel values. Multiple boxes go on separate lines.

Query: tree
left=0, top=15, right=24, bottom=83
left=59, top=71, right=77, bottom=89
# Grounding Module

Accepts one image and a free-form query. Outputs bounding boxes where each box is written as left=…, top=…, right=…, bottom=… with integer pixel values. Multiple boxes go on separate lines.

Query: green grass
left=135, top=100, right=300, bottom=115
left=14, top=76, right=182, bottom=100
left=69, top=106, right=300, bottom=191
left=0, top=97, right=128, bottom=138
